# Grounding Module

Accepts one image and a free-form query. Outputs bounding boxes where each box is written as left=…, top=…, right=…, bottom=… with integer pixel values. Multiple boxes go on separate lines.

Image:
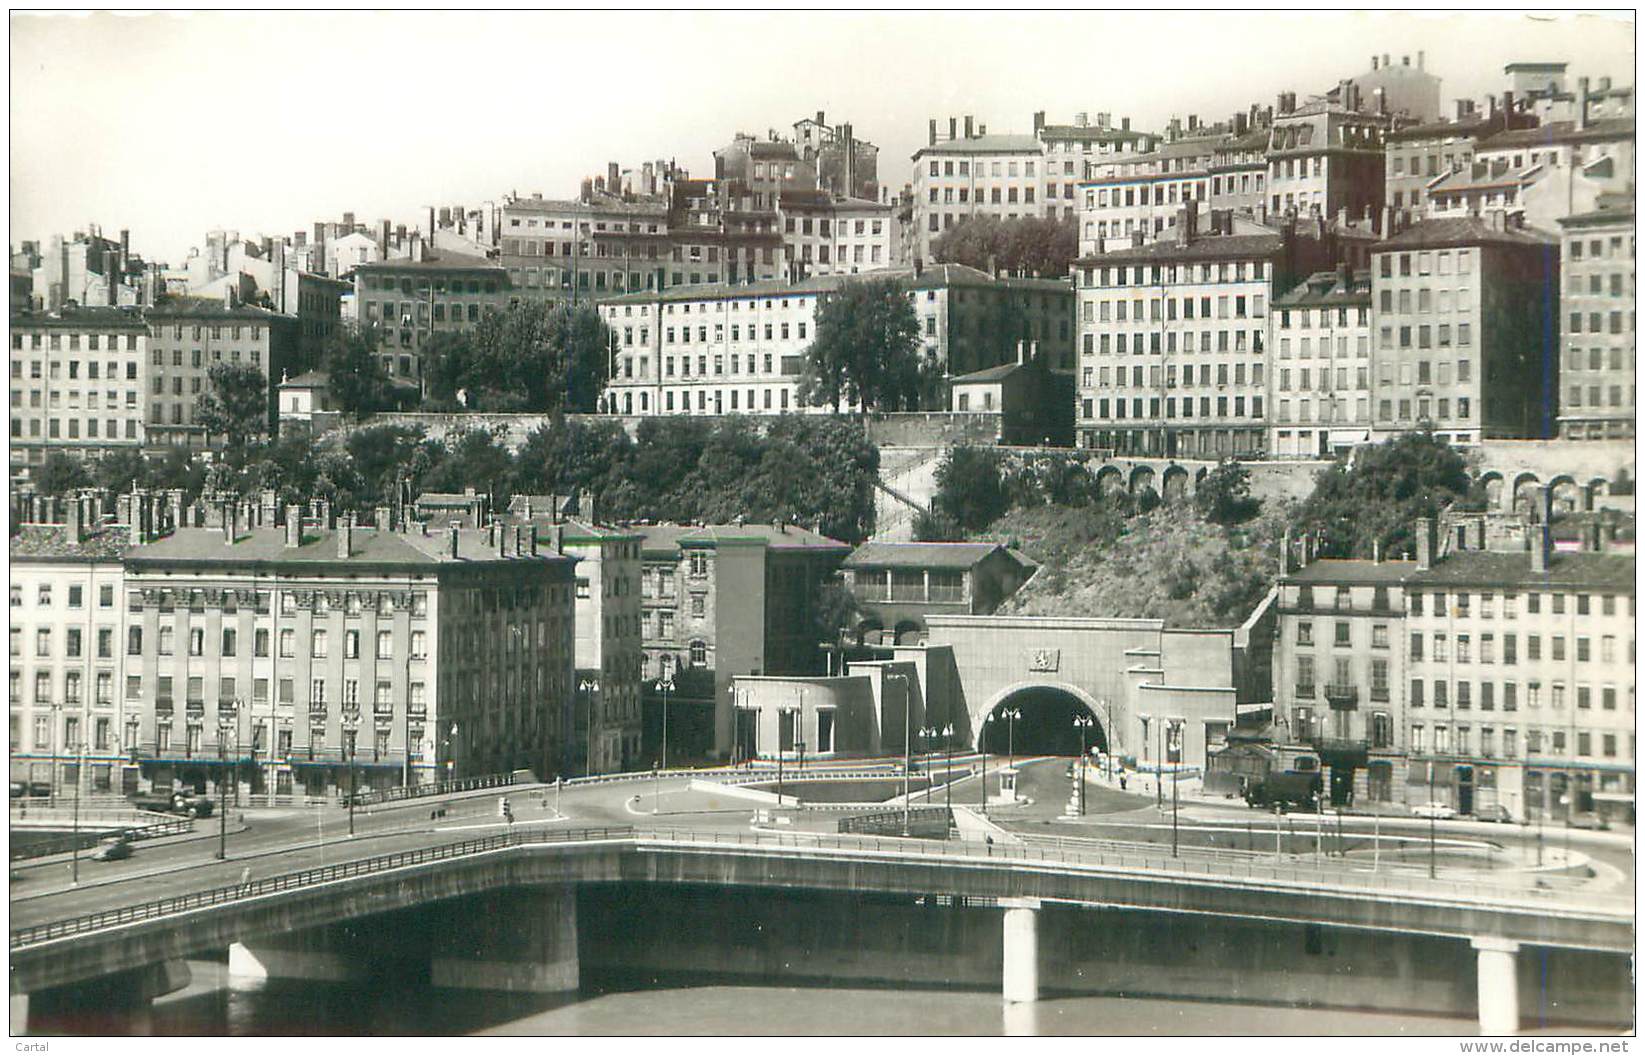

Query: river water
left=111, top=961, right=1497, bottom=1037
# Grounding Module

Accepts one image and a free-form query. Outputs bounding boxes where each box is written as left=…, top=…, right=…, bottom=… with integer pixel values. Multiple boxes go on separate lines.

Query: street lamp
left=1137, top=712, right=1153, bottom=805
left=979, top=712, right=992, bottom=813
left=216, top=716, right=237, bottom=860
left=342, top=716, right=359, bottom=837
left=443, top=721, right=460, bottom=786
left=69, top=728, right=83, bottom=885
left=795, top=686, right=808, bottom=777
left=1097, top=698, right=1116, bottom=780
left=1072, top=714, right=1095, bottom=816
left=920, top=725, right=944, bottom=804
left=887, top=673, right=912, bottom=836
left=1002, top=705, right=1022, bottom=772
left=577, top=675, right=600, bottom=777
left=1522, top=731, right=1544, bottom=868
left=657, top=660, right=675, bottom=771
left=1166, top=716, right=1185, bottom=857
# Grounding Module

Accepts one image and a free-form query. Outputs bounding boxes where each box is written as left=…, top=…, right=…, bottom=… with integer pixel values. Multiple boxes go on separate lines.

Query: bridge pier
left=1472, top=937, right=1520, bottom=1036
left=229, top=931, right=371, bottom=986
left=21, top=958, right=188, bottom=1035
left=1001, top=897, right=1040, bottom=1003
left=429, top=886, right=579, bottom=993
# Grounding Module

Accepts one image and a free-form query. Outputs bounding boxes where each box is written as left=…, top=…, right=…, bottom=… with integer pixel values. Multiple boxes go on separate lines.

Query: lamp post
left=1002, top=705, right=1022, bottom=771
left=1427, top=756, right=1437, bottom=879
left=920, top=725, right=944, bottom=803
left=1098, top=698, right=1115, bottom=781
left=443, top=721, right=459, bottom=786
left=656, top=669, right=674, bottom=771
left=1523, top=732, right=1543, bottom=867
left=1072, top=714, right=1095, bottom=816
left=69, top=729, right=83, bottom=885
left=979, top=713, right=991, bottom=813
left=216, top=716, right=234, bottom=860
left=577, top=675, right=600, bottom=777
left=1166, top=716, right=1185, bottom=857
left=795, top=686, right=808, bottom=777
left=343, top=717, right=359, bottom=838
left=887, top=673, right=912, bottom=836
left=1137, top=712, right=1152, bottom=805
left=941, top=724, right=954, bottom=809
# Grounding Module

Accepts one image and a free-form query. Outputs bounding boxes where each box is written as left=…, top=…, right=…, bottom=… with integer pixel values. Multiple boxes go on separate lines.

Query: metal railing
left=10, top=817, right=194, bottom=862
left=12, top=824, right=1631, bottom=951
left=343, top=772, right=518, bottom=807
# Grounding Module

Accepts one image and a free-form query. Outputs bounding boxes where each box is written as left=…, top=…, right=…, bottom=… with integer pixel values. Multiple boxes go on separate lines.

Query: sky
left=8, top=10, right=1635, bottom=266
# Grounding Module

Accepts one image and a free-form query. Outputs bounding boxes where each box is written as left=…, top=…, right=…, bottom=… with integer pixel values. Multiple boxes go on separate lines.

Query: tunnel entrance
left=978, top=686, right=1108, bottom=757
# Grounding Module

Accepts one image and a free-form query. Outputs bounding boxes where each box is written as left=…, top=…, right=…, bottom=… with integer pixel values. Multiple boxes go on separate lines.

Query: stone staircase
left=873, top=446, right=944, bottom=541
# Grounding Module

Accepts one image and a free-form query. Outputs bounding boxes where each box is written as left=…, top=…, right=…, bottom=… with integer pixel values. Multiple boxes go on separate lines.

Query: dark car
left=11, top=781, right=52, bottom=798
left=1473, top=804, right=1514, bottom=823
left=90, top=835, right=133, bottom=862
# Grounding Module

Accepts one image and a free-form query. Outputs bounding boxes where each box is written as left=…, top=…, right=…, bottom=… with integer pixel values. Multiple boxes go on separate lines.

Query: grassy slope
left=981, top=500, right=1294, bottom=628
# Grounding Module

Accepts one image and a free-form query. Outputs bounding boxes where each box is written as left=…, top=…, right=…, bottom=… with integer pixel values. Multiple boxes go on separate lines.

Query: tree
left=1297, top=432, right=1473, bottom=559
left=423, top=302, right=613, bottom=413
left=33, top=453, right=92, bottom=495
left=91, top=449, right=148, bottom=496
left=931, top=215, right=1079, bottom=278
left=797, top=277, right=924, bottom=413
left=418, top=429, right=516, bottom=508
left=321, top=325, right=397, bottom=415
left=1195, top=459, right=1261, bottom=526
left=930, top=445, right=1008, bottom=532
left=195, top=363, right=269, bottom=458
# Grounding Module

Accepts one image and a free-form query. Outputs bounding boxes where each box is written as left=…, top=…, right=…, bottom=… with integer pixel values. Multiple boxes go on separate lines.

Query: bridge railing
left=12, top=824, right=1629, bottom=951
left=343, top=772, right=519, bottom=807
left=10, top=817, right=194, bottom=862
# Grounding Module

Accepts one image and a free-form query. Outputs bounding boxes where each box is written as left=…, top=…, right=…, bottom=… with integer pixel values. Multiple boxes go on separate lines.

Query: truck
left=1243, top=769, right=1322, bottom=811
left=131, top=790, right=215, bottom=817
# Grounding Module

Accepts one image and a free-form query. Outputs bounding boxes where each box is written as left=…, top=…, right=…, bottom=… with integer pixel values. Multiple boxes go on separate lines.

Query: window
left=278, top=629, right=295, bottom=657
left=689, top=639, right=707, bottom=666
left=377, top=630, right=393, bottom=659
left=312, top=630, right=328, bottom=658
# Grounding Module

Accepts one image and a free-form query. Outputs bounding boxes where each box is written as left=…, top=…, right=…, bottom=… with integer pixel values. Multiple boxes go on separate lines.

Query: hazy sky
left=9, top=10, right=1634, bottom=265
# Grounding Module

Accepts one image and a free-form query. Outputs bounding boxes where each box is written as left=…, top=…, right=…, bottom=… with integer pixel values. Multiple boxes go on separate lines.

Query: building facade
left=350, top=253, right=513, bottom=390
left=1369, top=216, right=1559, bottom=445
left=1555, top=206, right=1635, bottom=439
left=1268, top=266, right=1374, bottom=458
left=9, top=308, right=150, bottom=477
left=639, top=522, right=850, bottom=757
left=142, top=297, right=302, bottom=452
left=911, top=122, right=1049, bottom=265
left=1265, top=98, right=1389, bottom=222
left=842, top=542, right=1037, bottom=646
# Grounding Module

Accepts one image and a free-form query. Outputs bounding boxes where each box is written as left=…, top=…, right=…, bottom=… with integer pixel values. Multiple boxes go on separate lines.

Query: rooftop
left=951, top=362, right=1030, bottom=384
left=1079, top=231, right=1284, bottom=266
left=1425, top=162, right=1543, bottom=194
left=355, top=250, right=503, bottom=272
left=1281, top=559, right=1418, bottom=586
left=1559, top=204, right=1636, bottom=228
left=144, top=297, right=296, bottom=322
left=277, top=370, right=330, bottom=389
left=1373, top=217, right=1558, bottom=251
left=1274, top=268, right=1373, bottom=308
left=639, top=522, right=849, bottom=556
left=9, top=525, right=131, bottom=563
left=913, top=134, right=1043, bottom=159
left=1410, top=550, right=1635, bottom=592
left=844, top=541, right=1023, bottom=570
left=123, top=526, right=574, bottom=569
left=1476, top=117, right=1634, bottom=150
left=10, top=306, right=149, bottom=330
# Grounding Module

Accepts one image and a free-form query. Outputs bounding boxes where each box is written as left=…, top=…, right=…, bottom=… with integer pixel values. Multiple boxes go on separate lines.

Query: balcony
left=1324, top=684, right=1359, bottom=710
left=1293, top=683, right=1316, bottom=700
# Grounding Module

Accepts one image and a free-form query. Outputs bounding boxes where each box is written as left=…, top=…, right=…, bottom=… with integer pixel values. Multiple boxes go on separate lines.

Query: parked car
left=90, top=835, right=133, bottom=862
left=1411, top=801, right=1456, bottom=820
left=131, top=791, right=214, bottom=817
left=10, top=781, right=52, bottom=798
left=1567, top=811, right=1607, bottom=831
left=1473, top=804, right=1514, bottom=823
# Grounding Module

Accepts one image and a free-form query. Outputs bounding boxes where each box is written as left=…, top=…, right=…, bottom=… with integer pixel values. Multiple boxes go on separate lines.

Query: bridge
left=8, top=768, right=1632, bottom=1036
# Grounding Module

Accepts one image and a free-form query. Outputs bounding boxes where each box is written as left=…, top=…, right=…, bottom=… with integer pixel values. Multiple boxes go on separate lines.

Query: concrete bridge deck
left=12, top=824, right=1632, bottom=998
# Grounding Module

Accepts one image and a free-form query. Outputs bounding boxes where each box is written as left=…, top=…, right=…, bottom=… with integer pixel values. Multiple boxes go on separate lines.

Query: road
left=10, top=758, right=1634, bottom=932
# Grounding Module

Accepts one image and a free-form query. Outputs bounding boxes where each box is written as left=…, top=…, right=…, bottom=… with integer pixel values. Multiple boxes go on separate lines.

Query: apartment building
left=1383, top=101, right=1537, bottom=215
left=1268, top=266, right=1374, bottom=458
left=1369, top=216, right=1559, bottom=445
left=117, top=514, right=575, bottom=798
left=1351, top=52, right=1443, bottom=123
left=1266, top=94, right=1389, bottom=222
left=599, top=263, right=1073, bottom=416
left=911, top=118, right=1049, bottom=265
left=9, top=308, right=149, bottom=476
left=638, top=521, right=850, bottom=758
left=1403, top=517, right=1635, bottom=825
left=350, top=252, right=512, bottom=390
left=1037, top=111, right=1156, bottom=222
left=1074, top=208, right=1334, bottom=456
left=8, top=511, right=134, bottom=794
left=143, top=297, right=302, bottom=452
left=777, top=190, right=897, bottom=276
left=1472, top=116, right=1635, bottom=205
left=1555, top=205, right=1635, bottom=439
left=499, top=190, right=678, bottom=305
left=505, top=500, right=645, bottom=776
left=842, top=541, right=1036, bottom=645
left=1272, top=544, right=1414, bottom=806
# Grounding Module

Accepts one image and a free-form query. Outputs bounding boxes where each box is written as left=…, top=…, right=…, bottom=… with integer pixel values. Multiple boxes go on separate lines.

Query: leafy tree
left=797, top=277, right=924, bottom=413
left=930, top=445, right=1008, bottom=532
left=195, top=362, right=269, bottom=457
left=33, top=453, right=93, bottom=495
left=321, top=325, right=397, bottom=415
left=1297, top=432, right=1472, bottom=559
left=811, top=581, right=864, bottom=651
left=912, top=508, right=967, bottom=542
left=423, top=302, right=613, bottom=413
left=418, top=429, right=516, bottom=508
left=1195, top=459, right=1261, bottom=525
left=146, top=448, right=208, bottom=501
left=930, top=215, right=1079, bottom=278
left=91, top=449, right=148, bottom=496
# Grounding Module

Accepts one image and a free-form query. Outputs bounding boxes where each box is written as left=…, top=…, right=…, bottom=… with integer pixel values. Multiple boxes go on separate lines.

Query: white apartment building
left=1556, top=205, right=1635, bottom=439
left=911, top=123, right=1047, bottom=264
left=9, top=308, right=149, bottom=476
left=1268, top=266, right=1374, bottom=458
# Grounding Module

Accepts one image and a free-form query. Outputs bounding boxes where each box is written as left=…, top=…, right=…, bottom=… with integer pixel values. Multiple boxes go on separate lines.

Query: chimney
left=1371, top=55, right=1379, bottom=70
left=1401, top=55, right=1409, bottom=66
left=128, top=498, right=144, bottom=546
left=259, top=489, right=278, bottom=527
left=1577, top=77, right=1591, bottom=131
left=1032, top=111, right=1045, bottom=135
left=964, top=116, right=974, bottom=139
left=1418, top=50, right=1425, bottom=71
left=1473, top=517, right=1487, bottom=552
left=609, top=161, right=621, bottom=192
left=1280, top=530, right=1292, bottom=576
left=68, top=495, right=85, bottom=543
left=1121, top=117, right=1130, bottom=131
left=284, top=506, right=303, bottom=548
left=1415, top=517, right=1434, bottom=571
left=449, top=522, right=461, bottom=560
left=497, top=521, right=509, bottom=557
left=1372, top=539, right=1381, bottom=564
left=338, top=514, right=354, bottom=558
left=929, top=119, right=937, bottom=147
left=529, top=528, right=539, bottom=557
left=1487, top=93, right=1497, bottom=119
left=514, top=525, right=526, bottom=556
left=223, top=502, right=236, bottom=546
left=553, top=524, right=564, bottom=554
left=1502, top=90, right=1516, bottom=116
left=948, top=117, right=957, bottom=141
left=166, top=490, right=183, bottom=534
left=1337, top=261, right=1351, bottom=289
